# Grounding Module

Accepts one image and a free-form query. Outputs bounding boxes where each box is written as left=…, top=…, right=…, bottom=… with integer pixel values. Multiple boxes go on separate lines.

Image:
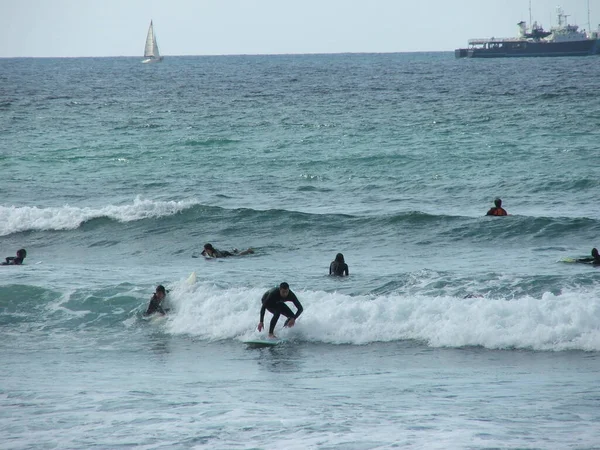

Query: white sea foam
left=0, top=196, right=199, bottom=236
left=163, top=282, right=600, bottom=351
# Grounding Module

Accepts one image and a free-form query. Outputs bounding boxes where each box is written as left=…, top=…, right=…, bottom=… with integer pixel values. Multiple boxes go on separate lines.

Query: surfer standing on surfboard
left=258, top=282, right=303, bottom=338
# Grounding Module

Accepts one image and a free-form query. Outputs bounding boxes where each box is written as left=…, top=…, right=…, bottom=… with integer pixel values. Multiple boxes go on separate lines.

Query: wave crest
left=0, top=196, right=199, bottom=236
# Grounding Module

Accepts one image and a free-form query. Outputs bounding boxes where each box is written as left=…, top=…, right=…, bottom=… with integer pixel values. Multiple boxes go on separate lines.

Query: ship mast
left=556, top=7, right=568, bottom=27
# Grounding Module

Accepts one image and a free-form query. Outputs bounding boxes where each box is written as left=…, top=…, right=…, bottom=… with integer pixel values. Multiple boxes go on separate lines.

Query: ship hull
left=456, top=39, right=599, bottom=58
left=142, top=56, right=164, bottom=64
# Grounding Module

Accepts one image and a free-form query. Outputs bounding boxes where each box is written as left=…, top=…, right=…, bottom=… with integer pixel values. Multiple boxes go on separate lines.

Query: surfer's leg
left=277, top=304, right=295, bottom=326
left=269, top=311, right=281, bottom=334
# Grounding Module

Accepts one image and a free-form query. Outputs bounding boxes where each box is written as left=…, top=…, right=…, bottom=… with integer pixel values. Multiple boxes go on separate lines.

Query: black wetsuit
left=576, top=257, right=600, bottom=265
left=260, top=287, right=303, bottom=334
left=144, top=294, right=166, bottom=316
left=329, top=261, right=349, bottom=276
left=2, top=256, right=24, bottom=265
left=201, top=248, right=234, bottom=258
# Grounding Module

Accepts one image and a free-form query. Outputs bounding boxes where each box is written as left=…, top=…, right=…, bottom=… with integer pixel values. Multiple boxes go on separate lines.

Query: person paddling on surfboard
left=144, top=285, right=167, bottom=316
left=576, top=248, right=600, bottom=265
left=258, top=282, right=303, bottom=339
left=486, top=198, right=508, bottom=216
left=200, top=243, right=254, bottom=258
left=2, top=248, right=26, bottom=265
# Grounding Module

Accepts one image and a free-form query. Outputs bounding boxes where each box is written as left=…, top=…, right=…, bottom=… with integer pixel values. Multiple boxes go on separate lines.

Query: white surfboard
left=142, top=312, right=167, bottom=324
left=186, top=271, right=197, bottom=285
left=150, top=314, right=167, bottom=324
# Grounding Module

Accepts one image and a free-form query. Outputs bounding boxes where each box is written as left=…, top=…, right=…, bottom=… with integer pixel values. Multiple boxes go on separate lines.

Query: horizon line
left=0, top=50, right=454, bottom=59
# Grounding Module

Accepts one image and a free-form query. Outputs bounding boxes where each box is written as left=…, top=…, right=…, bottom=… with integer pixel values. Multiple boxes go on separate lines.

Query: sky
left=1, top=0, right=598, bottom=57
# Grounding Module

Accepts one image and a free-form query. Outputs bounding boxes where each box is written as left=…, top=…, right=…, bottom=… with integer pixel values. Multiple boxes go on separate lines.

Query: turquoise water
left=1, top=53, right=600, bottom=448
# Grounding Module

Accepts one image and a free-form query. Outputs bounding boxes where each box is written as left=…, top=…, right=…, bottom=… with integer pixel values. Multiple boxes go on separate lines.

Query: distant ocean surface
left=1, top=53, right=600, bottom=449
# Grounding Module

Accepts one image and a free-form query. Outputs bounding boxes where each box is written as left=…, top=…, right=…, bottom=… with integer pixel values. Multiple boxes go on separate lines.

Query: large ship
left=455, top=7, right=599, bottom=58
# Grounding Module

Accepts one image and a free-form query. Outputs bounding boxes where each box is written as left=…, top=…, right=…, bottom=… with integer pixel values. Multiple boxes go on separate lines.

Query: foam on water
left=3, top=265, right=599, bottom=352
left=160, top=281, right=600, bottom=351
left=0, top=196, right=199, bottom=236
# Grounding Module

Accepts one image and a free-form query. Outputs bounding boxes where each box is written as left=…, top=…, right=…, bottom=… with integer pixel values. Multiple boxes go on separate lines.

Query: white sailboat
left=142, top=20, right=163, bottom=63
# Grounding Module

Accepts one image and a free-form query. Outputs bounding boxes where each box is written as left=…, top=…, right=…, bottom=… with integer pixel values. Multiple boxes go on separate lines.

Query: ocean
left=1, top=53, right=600, bottom=449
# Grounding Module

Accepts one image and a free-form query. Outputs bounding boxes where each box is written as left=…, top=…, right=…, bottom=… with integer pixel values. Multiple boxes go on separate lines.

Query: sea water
left=1, top=53, right=600, bottom=449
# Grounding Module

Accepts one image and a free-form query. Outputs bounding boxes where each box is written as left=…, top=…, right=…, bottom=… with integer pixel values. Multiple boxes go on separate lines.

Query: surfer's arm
left=258, top=305, right=266, bottom=331
left=289, top=293, right=303, bottom=319
left=259, top=290, right=271, bottom=323
left=259, top=304, right=266, bottom=323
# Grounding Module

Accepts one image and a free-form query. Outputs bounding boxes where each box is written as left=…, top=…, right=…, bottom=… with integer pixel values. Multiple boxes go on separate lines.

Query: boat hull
left=142, top=57, right=164, bottom=64
left=456, top=39, right=599, bottom=58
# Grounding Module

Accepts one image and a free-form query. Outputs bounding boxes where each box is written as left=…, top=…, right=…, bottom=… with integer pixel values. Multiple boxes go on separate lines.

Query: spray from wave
left=164, top=283, right=600, bottom=352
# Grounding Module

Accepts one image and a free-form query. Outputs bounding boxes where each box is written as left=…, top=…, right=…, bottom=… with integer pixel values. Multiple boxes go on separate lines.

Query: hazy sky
left=1, top=0, right=598, bottom=57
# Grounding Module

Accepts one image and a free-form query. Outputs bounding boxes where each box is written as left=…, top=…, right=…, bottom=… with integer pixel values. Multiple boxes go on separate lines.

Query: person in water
left=486, top=198, right=508, bottom=216
left=144, top=285, right=167, bottom=316
left=201, top=243, right=254, bottom=258
left=576, top=248, right=600, bottom=265
left=329, top=253, right=349, bottom=276
left=2, top=249, right=26, bottom=265
left=258, top=282, right=303, bottom=338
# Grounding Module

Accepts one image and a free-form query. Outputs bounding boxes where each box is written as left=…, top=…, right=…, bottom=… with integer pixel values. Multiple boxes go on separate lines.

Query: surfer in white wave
left=144, top=285, right=167, bottom=316
left=258, top=282, right=303, bottom=338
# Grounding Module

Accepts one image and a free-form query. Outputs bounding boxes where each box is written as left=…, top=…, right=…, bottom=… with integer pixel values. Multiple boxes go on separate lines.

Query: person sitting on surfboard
left=576, top=248, right=600, bottom=265
left=144, top=285, right=167, bottom=316
left=486, top=198, right=508, bottom=216
left=200, top=243, right=254, bottom=258
left=329, top=253, right=349, bottom=276
left=2, top=248, right=26, bottom=265
left=258, top=282, right=303, bottom=338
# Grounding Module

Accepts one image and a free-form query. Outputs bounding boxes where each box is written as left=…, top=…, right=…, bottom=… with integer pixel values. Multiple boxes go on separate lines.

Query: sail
left=144, top=21, right=159, bottom=58
left=152, top=34, right=160, bottom=58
